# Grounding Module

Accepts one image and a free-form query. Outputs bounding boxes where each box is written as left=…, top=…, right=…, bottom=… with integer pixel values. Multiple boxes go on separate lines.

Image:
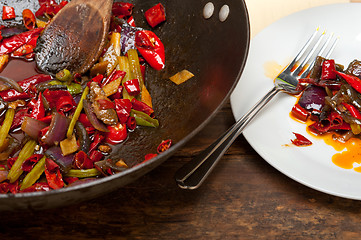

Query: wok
left=0, top=0, right=249, bottom=211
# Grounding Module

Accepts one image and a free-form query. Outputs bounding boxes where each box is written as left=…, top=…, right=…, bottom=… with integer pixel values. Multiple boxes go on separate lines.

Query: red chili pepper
left=44, top=158, right=64, bottom=189
left=145, top=3, right=166, bottom=28
left=96, top=99, right=116, bottom=110
left=43, top=89, right=75, bottom=110
left=112, top=2, right=134, bottom=18
left=126, top=116, right=136, bottom=130
left=135, top=30, right=165, bottom=70
left=40, top=126, right=49, bottom=138
left=336, top=71, right=361, bottom=94
left=0, top=27, right=43, bottom=55
left=123, top=79, right=141, bottom=96
left=109, top=84, right=123, bottom=100
left=157, top=139, right=172, bottom=153
left=0, top=182, right=9, bottom=194
left=20, top=182, right=50, bottom=192
left=7, top=157, right=16, bottom=170
left=127, top=16, right=136, bottom=27
left=144, top=153, right=157, bottom=161
left=56, top=95, right=75, bottom=113
left=89, top=150, right=103, bottom=163
left=114, top=98, right=131, bottom=124
left=2, top=6, right=15, bottom=20
left=291, top=132, right=312, bottom=146
left=0, top=74, right=51, bottom=102
left=63, top=176, right=78, bottom=185
left=89, top=132, right=105, bottom=152
left=342, top=103, right=361, bottom=119
left=105, top=123, right=127, bottom=145
left=38, top=115, right=53, bottom=124
left=21, top=154, right=43, bottom=172
left=101, top=70, right=125, bottom=87
left=321, top=59, right=336, bottom=80
left=131, top=98, right=154, bottom=117
left=10, top=108, right=30, bottom=130
left=30, top=92, right=45, bottom=119
left=78, top=113, right=93, bottom=128
left=291, top=103, right=309, bottom=122
left=11, top=44, right=35, bottom=57
left=35, top=0, right=67, bottom=18
left=73, top=151, right=93, bottom=169
left=87, top=74, right=103, bottom=87
left=22, top=9, right=36, bottom=30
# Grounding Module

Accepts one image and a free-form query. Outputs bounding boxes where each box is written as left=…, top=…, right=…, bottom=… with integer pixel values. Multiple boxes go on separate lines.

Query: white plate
left=230, top=3, right=361, bottom=200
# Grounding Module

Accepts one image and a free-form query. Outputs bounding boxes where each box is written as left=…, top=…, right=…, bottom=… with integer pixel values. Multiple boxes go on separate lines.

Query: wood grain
left=1, top=102, right=361, bottom=240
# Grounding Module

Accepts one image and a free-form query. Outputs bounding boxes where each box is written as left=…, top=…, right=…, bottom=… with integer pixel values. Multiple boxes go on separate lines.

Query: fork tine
left=284, top=28, right=319, bottom=72
left=299, top=32, right=338, bottom=78
left=293, top=31, right=325, bottom=75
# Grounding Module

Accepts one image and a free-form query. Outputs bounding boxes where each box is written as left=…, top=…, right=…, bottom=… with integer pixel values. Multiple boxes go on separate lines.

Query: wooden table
left=2, top=1, right=361, bottom=239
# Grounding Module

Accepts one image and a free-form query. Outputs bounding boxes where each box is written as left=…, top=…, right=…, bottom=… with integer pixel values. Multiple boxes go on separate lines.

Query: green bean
left=67, top=86, right=89, bottom=139
left=130, top=109, right=159, bottom=128
left=65, top=168, right=101, bottom=178
left=7, top=139, right=37, bottom=183
left=0, top=108, right=14, bottom=148
left=20, top=156, right=46, bottom=190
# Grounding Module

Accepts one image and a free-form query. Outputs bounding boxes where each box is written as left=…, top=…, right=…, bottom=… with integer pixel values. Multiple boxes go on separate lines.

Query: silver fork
left=175, top=28, right=338, bottom=189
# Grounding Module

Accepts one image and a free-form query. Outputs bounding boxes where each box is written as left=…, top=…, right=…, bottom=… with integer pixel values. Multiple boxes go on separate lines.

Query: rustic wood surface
left=1, top=101, right=361, bottom=240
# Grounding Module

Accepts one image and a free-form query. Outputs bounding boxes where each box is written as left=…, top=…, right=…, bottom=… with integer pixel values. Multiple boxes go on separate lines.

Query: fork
left=175, top=28, right=338, bottom=189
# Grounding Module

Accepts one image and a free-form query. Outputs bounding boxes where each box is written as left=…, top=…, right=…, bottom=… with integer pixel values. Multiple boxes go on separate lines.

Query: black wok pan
left=0, top=0, right=249, bottom=211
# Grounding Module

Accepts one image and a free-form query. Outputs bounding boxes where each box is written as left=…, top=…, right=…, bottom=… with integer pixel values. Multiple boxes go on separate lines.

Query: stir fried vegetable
left=0, top=1, right=174, bottom=194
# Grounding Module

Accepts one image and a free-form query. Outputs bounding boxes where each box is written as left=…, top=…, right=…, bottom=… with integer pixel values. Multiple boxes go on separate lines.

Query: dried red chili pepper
left=87, top=74, right=103, bottom=87
left=22, top=9, right=36, bottom=30
left=112, top=2, right=134, bottom=18
left=145, top=3, right=166, bottom=28
left=63, top=176, right=78, bottom=185
left=126, top=116, right=136, bottom=130
left=135, top=30, right=165, bottom=70
left=0, top=182, right=9, bottom=194
left=35, top=0, right=67, bottom=18
left=144, top=153, right=157, bottom=161
left=89, top=132, right=105, bottom=152
left=78, top=113, right=93, bottom=128
left=56, top=95, right=75, bottom=113
left=0, top=27, right=43, bottom=55
left=2, top=6, right=15, bottom=20
left=30, top=92, right=45, bottom=119
left=127, top=16, right=135, bottom=27
left=291, top=103, right=309, bottom=122
left=43, top=89, right=75, bottom=109
left=291, top=132, right=312, bottom=146
left=73, top=151, right=93, bottom=169
left=131, top=98, right=154, bottom=117
left=342, top=103, right=361, bottom=119
left=21, top=154, right=43, bottom=172
left=114, top=98, right=131, bottom=124
left=38, top=115, right=52, bottom=124
left=20, top=182, right=50, bottom=192
left=123, top=79, right=141, bottom=96
left=101, top=70, right=125, bottom=87
left=89, top=150, right=103, bottom=163
left=44, top=158, right=64, bottom=189
left=12, top=43, right=35, bottom=57
left=157, top=139, right=172, bottom=153
left=105, top=123, right=127, bottom=145
left=0, top=74, right=51, bottom=101
left=7, top=157, right=16, bottom=170
left=321, top=59, right=336, bottom=80
left=10, top=108, right=30, bottom=130
left=336, top=71, right=361, bottom=94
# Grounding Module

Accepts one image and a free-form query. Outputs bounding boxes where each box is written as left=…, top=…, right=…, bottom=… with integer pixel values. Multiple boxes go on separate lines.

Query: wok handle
left=175, top=86, right=279, bottom=189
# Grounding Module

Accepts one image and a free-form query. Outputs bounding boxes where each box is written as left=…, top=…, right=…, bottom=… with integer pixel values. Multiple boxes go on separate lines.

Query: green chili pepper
left=20, top=156, right=46, bottom=190
left=0, top=108, right=14, bottom=148
left=49, top=80, right=63, bottom=85
left=66, top=83, right=82, bottom=95
left=130, top=109, right=159, bottom=128
left=7, top=139, right=37, bottom=183
left=65, top=168, right=101, bottom=178
left=67, top=86, right=89, bottom=139
left=56, top=69, right=72, bottom=82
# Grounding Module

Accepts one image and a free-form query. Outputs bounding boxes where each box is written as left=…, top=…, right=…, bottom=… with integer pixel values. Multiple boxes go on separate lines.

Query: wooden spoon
left=35, top=0, right=113, bottom=75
